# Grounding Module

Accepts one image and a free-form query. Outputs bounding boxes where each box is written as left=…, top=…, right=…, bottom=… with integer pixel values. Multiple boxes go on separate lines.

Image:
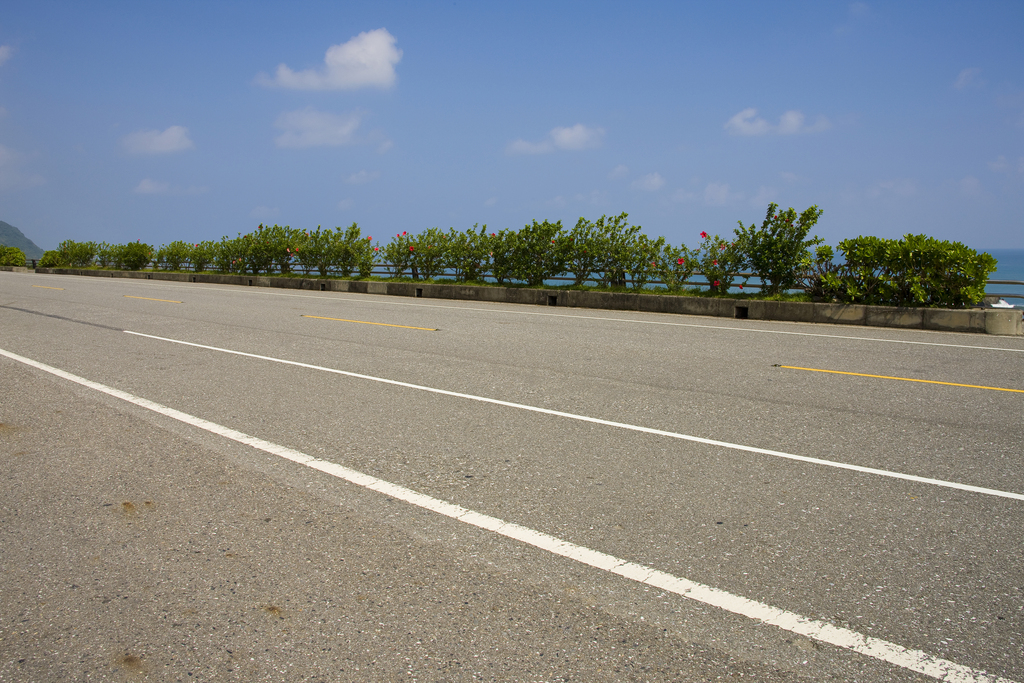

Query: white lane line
left=0, top=346, right=1014, bottom=683
left=124, top=330, right=1024, bottom=502
left=30, top=273, right=1023, bottom=353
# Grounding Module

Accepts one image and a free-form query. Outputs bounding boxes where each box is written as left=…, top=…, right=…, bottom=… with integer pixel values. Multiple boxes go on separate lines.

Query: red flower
left=677, top=258, right=685, bottom=265
left=714, top=280, right=720, bottom=287
left=367, top=236, right=372, bottom=241
left=402, top=231, right=407, bottom=236
left=409, top=246, right=414, bottom=252
left=700, top=231, right=708, bottom=239
left=712, top=260, right=718, bottom=266
left=739, top=284, right=744, bottom=290
left=491, top=232, right=496, bottom=237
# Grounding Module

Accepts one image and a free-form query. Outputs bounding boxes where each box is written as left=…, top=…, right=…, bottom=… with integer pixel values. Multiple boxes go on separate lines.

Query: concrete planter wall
left=32, top=267, right=1024, bottom=336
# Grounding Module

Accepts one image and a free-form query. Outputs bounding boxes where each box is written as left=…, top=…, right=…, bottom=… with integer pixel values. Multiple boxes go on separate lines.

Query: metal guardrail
left=23, top=259, right=1024, bottom=300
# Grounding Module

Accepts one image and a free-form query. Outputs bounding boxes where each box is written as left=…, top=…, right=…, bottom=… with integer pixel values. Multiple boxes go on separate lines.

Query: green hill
left=0, top=221, right=45, bottom=259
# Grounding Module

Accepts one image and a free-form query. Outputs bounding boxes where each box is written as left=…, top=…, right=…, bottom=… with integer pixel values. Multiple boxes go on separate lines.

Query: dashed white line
left=123, top=330, right=1024, bottom=502
left=0, top=344, right=1014, bottom=683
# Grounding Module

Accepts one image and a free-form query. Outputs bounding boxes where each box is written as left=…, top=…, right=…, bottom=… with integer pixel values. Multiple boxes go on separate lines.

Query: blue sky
left=0, top=0, right=1022, bottom=252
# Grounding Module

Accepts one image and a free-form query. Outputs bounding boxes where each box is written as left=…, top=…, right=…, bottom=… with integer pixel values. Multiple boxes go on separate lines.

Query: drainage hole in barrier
left=735, top=306, right=749, bottom=319
left=191, top=276, right=197, bottom=283
left=248, top=279, right=253, bottom=286
left=320, top=283, right=326, bottom=291
left=548, top=295, right=557, bottom=306
left=416, top=288, right=423, bottom=297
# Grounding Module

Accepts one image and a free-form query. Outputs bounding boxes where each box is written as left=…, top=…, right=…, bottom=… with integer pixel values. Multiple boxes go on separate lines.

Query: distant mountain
left=0, top=221, right=45, bottom=259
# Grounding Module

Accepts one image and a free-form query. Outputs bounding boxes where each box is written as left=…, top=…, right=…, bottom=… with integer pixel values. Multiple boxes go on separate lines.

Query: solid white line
left=0, top=345, right=1014, bottom=683
left=27, top=272, right=1022, bottom=353
left=124, top=330, right=1024, bottom=502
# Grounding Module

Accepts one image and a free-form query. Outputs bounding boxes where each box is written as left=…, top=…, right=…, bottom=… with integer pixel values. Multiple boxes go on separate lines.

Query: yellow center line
left=778, top=365, right=1023, bottom=394
left=301, top=314, right=436, bottom=331
left=32, top=285, right=65, bottom=290
left=124, top=295, right=182, bottom=304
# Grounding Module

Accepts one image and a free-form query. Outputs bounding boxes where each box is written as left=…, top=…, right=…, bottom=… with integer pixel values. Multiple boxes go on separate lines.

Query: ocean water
left=986, top=249, right=1024, bottom=307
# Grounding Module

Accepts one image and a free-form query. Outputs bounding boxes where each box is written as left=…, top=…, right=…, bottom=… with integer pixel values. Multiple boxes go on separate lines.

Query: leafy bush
left=0, top=246, right=27, bottom=266
left=38, top=250, right=64, bottom=268
left=157, top=240, right=192, bottom=271
left=383, top=231, right=415, bottom=278
left=117, top=241, right=154, bottom=270
left=696, top=231, right=744, bottom=294
left=509, top=219, right=566, bottom=286
left=735, top=203, right=824, bottom=296
left=821, top=234, right=996, bottom=308
left=189, top=241, right=216, bottom=273
left=446, top=225, right=489, bottom=283
left=58, top=240, right=96, bottom=268
left=655, top=243, right=698, bottom=293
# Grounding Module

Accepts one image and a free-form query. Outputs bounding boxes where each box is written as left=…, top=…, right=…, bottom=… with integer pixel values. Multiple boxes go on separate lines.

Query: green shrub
left=409, top=227, right=449, bottom=281
left=734, top=203, right=824, bottom=296
left=821, top=234, right=996, bottom=307
left=509, top=219, right=566, bottom=286
left=38, top=250, right=64, bottom=268
left=446, top=225, right=489, bottom=283
left=592, top=213, right=639, bottom=288
left=157, top=240, right=192, bottom=271
left=189, top=241, right=216, bottom=273
left=696, top=231, right=744, bottom=294
left=117, top=241, right=154, bottom=270
left=95, top=242, right=116, bottom=268
left=58, top=240, right=96, bottom=268
left=0, top=246, right=27, bottom=266
left=383, top=231, right=415, bottom=278
left=655, top=243, right=698, bottom=293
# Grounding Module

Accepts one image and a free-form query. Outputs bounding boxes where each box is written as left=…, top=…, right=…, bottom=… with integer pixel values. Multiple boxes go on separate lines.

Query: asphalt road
left=1, top=270, right=1022, bottom=682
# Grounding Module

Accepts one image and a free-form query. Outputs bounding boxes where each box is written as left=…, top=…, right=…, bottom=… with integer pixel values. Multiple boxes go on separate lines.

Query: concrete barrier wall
left=31, top=268, right=1024, bottom=336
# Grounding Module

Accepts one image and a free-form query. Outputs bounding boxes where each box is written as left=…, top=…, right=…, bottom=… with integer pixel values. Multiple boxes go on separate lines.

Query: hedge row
left=35, top=204, right=997, bottom=307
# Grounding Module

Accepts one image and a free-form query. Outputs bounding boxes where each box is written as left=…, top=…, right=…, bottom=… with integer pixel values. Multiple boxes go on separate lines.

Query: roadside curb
left=31, top=268, right=1024, bottom=336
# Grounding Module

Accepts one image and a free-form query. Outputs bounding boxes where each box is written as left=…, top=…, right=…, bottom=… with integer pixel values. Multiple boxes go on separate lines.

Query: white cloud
left=257, top=29, right=402, bottom=90
left=483, top=196, right=498, bottom=207
left=338, top=198, right=354, bottom=210
left=274, top=108, right=362, bottom=148
left=506, top=124, right=605, bottom=155
left=550, top=124, right=604, bottom=150
left=867, top=178, right=916, bottom=198
left=134, top=178, right=207, bottom=195
left=704, top=182, right=732, bottom=206
left=954, top=68, right=980, bottom=90
left=122, top=125, right=194, bottom=154
left=725, top=108, right=830, bottom=136
left=959, top=176, right=982, bottom=197
left=781, top=171, right=802, bottom=183
left=376, top=139, right=393, bottom=154
left=0, top=144, right=45, bottom=191
left=346, top=170, right=379, bottom=184
left=608, top=164, right=629, bottom=179
left=134, top=178, right=170, bottom=194
left=725, top=108, right=771, bottom=136
left=671, top=188, right=697, bottom=203
left=849, top=2, right=870, bottom=17
left=250, top=206, right=280, bottom=220
left=631, top=172, right=665, bottom=191
left=506, top=139, right=553, bottom=155
left=0, top=45, right=13, bottom=68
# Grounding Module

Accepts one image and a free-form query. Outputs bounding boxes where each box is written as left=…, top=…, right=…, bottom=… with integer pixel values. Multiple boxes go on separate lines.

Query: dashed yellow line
left=32, top=285, right=64, bottom=290
left=301, top=314, right=436, bottom=331
left=778, top=365, right=1023, bottom=394
left=124, top=295, right=182, bottom=304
